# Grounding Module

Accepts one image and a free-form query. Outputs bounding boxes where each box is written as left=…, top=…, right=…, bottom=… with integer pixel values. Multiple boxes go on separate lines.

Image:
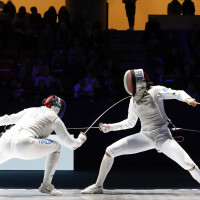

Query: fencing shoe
left=39, top=183, right=62, bottom=196
left=81, top=184, right=103, bottom=194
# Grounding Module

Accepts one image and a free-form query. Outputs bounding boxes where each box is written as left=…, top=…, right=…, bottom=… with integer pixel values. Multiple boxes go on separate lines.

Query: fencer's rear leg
left=161, top=139, right=200, bottom=185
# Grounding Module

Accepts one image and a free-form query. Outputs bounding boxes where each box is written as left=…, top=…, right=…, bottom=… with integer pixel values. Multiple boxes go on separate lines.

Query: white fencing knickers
left=106, top=125, right=195, bottom=170
left=0, top=128, right=61, bottom=165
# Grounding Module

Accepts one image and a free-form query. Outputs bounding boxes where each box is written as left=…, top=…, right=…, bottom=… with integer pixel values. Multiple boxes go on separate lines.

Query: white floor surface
left=0, top=188, right=200, bottom=200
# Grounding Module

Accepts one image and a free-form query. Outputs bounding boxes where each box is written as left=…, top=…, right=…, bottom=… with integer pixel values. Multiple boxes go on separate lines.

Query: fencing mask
left=124, top=69, right=150, bottom=102
left=43, top=95, right=66, bottom=118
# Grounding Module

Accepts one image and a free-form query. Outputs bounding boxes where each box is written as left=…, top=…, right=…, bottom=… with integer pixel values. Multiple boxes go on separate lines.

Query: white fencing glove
left=99, top=123, right=111, bottom=133
left=77, top=132, right=87, bottom=144
left=72, top=132, right=87, bottom=150
left=185, top=98, right=200, bottom=107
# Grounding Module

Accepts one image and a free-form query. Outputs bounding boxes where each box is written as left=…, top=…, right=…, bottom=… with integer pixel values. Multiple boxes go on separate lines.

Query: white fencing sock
left=95, top=154, right=114, bottom=187
left=43, top=151, right=60, bottom=186
left=189, top=166, right=200, bottom=183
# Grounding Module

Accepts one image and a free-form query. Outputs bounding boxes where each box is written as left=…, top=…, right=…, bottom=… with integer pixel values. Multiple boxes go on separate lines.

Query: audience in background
left=167, top=0, right=182, bottom=15
left=43, top=6, right=57, bottom=28
left=122, top=0, right=137, bottom=31
left=74, top=77, right=94, bottom=101
left=0, top=1, right=5, bottom=12
left=182, top=0, right=195, bottom=15
left=58, top=6, right=70, bottom=24
left=29, top=6, right=42, bottom=34
left=0, top=1, right=199, bottom=102
left=14, top=6, right=28, bottom=35
left=2, top=0, right=16, bottom=18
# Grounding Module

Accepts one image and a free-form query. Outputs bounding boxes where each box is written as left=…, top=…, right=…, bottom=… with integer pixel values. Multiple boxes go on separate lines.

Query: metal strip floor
left=0, top=189, right=199, bottom=200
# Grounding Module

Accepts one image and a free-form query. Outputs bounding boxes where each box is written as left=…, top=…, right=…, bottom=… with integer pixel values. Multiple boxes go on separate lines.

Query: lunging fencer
left=0, top=95, right=87, bottom=196
left=81, top=69, right=200, bottom=194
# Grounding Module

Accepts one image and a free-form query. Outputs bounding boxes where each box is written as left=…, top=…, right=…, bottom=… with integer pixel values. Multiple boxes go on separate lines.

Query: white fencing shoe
left=81, top=184, right=103, bottom=194
left=39, top=183, right=62, bottom=196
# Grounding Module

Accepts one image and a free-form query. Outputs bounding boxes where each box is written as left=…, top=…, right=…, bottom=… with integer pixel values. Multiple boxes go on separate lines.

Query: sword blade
left=67, top=127, right=99, bottom=130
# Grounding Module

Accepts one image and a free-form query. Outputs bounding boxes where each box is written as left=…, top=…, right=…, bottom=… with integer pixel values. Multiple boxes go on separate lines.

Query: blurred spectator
left=68, top=37, right=85, bottom=69
left=83, top=20, right=93, bottom=40
left=182, top=0, right=195, bottom=15
left=146, top=32, right=160, bottom=52
left=2, top=0, right=16, bottom=18
left=175, top=30, right=191, bottom=61
left=43, top=6, right=57, bottom=28
left=54, top=77, right=65, bottom=93
left=74, top=77, right=94, bottom=101
left=14, top=6, right=28, bottom=34
left=32, top=58, right=49, bottom=78
left=28, top=6, right=42, bottom=33
left=84, top=71, right=100, bottom=91
left=51, top=49, right=66, bottom=68
left=32, top=57, right=55, bottom=88
left=122, top=0, right=137, bottom=30
left=58, top=6, right=70, bottom=24
left=101, top=68, right=119, bottom=100
left=144, top=16, right=161, bottom=44
left=162, top=31, right=182, bottom=74
left=188, top=24, right=200, bottom=55
left=11, top=78, right=26, bottom=102
left=34, top=79, right=49, bottom=102
left=71, top=16, right=84, bottom=37
left=167, top=0, right=182, bottom=15
left=34, top=68, right=55, bottom=89
left=185, top=81, right=198, bottom=98
left=38, top=23, right=56, bottom=50
left=56, top=21, right=71, bottom=42
left=0, top=1, right=5, bottom=12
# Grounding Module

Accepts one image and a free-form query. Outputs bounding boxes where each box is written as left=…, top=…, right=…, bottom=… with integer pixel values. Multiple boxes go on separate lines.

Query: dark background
left=0, top=0, right=200, bottom=190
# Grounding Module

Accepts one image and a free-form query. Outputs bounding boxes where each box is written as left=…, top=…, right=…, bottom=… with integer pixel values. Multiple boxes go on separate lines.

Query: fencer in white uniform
left=0, top=95, right=87, bottom=196
left=81, top=69, right=200, bottom=194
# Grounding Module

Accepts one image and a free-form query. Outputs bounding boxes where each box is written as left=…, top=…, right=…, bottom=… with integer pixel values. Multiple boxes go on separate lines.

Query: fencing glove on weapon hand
left=72, top=132, right=87, bottom=150
left=99, top=123, right=111, bottom=133
left=185, top=98, right=200, bottom=107
left=77, top=132, right=87, bottom=144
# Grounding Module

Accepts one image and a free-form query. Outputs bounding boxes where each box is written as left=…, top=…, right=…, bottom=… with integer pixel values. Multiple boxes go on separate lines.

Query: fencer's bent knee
left=54, top=141, right=61, bottom=153
left=106, top=146, right=115, bottom=158
left=105, top=151, right=111, bottom=158
left=188, top=165, right=196, bottom=171
left=181, top=157, right=195, bottom=170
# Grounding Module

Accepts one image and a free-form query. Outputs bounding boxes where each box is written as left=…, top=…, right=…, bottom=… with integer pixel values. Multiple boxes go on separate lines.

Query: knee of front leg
left=54, top=141, right=61, bottom=153
left=105, top=146, right=115, bottom=158
left=181, top=158, right=195, bottom=171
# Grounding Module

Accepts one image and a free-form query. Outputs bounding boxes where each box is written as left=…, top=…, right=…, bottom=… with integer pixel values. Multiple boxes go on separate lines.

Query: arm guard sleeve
left=109, top=98, right=138, bottom=131
left=0, top=110, right=26, bottom=126
left=52, top=118, right=83, bottom=149
left=157, top=86, right=192, bottom=102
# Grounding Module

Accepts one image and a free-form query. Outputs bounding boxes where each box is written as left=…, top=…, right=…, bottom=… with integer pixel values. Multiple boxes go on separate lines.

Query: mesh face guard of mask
left=123, top=69, right=149, bottom=96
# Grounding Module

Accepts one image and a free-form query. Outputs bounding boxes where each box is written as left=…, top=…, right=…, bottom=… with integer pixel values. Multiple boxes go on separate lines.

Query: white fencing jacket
left=109, top=86, right=191, bottom=141
left=0, top=106, right=83, bottom=149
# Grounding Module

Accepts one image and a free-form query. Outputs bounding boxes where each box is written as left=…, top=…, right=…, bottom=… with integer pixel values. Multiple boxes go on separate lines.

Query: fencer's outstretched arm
left=0, top=110, right=25, bottom=126
left=157, top=86, right=200, bottom=107
left=52, top=118, right=86, bottom=150
left=99, top=98, right=138, bottom=133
